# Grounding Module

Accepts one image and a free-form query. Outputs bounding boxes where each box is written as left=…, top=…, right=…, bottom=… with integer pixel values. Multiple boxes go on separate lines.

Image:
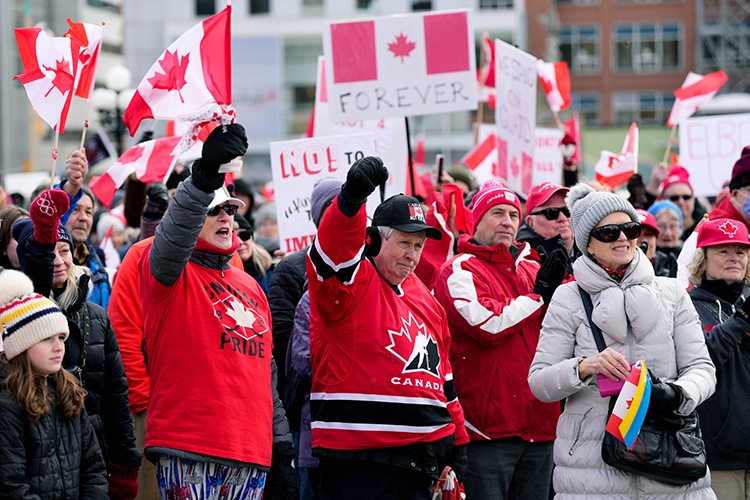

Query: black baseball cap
left=372, top=194, right=442, bottom=240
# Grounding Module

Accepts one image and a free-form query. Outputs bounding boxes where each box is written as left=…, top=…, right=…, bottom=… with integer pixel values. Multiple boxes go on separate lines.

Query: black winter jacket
left=0, top=372, right=109, bottom=500
left=689, top=282, right=750, bottom=470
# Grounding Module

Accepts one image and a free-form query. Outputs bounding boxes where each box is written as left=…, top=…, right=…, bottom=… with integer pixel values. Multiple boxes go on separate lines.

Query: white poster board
left=679, top=113, right=750, bottom=196
left=322, top=9, right=477, bottom=121
left=494, top=39, right=537, bottom=197
left=533, top=128, right=565, bottom=188
left=270, top=133, right=376, bottom=254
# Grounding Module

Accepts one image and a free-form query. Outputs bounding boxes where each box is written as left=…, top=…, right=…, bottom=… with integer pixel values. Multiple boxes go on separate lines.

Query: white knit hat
left=566, top=184, right=639, bottom=254
left=0, top=270, right=69, bottom=360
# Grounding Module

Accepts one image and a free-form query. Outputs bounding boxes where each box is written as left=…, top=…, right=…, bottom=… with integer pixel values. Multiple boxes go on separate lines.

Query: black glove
left=647, top=370, right=682, bottom=417
left=340, top=156, right=389, bottom=206
left=143, top=182, right=169, bottom=220
left=535, top=234, right=564, bottom=262
left=735, top=296, right=750, bottom=325
left=192, top=124, right=248, bottom=193
left=263, top=441, right=298, bottom=500
left=447, top=444, right=467, bottom=484
left=533, top=240, right=568, bottom=304
left=639, top=239, right=649, bottom=255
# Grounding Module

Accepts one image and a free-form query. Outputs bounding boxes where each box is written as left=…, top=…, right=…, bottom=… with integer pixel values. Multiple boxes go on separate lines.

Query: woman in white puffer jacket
left=528, top=184, right=717, bottom=500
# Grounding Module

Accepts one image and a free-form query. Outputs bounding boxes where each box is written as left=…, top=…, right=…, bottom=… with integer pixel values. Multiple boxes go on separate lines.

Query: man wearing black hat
left=710, top=146, right=750, bottom=229
left=306, top=157, right=469, bottom=500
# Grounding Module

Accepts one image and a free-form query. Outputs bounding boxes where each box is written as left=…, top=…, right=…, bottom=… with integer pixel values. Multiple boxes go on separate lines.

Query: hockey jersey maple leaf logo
left=216, top=296, right=268, bottom=341
left=388, top=33, right=416, bottom=63
left=385, top=312, right=440, bottom=378
left=42, top=58, right=74, bottom=98
left=148, top=50, right=190, bottom=103
left=719, top=220, right=738, bottom=238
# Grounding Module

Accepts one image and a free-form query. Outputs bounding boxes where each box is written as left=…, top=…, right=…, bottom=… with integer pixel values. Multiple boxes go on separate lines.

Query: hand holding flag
left=606, top=359, right=652, bottom=450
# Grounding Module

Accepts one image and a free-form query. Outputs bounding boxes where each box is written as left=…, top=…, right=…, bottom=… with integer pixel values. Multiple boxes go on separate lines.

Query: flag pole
left=662, top=125, right=677, bottom=164
left=50, top=130, right=60, bottom=189
left=553, top=110, right=564, bottom=131
left=405, top=117, right=416, bottom=197
left=79, top=22, right=106, bottom=150
left=474, top=30, right=488, bottom=145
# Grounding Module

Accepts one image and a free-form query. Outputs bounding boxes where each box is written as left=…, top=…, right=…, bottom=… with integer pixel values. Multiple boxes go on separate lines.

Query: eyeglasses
left=207, top=204, right=238, bottom=217
left=591, top=222, right=642, bottom=243
left=668, top=194, right=692, bottom=202
left=529, top=206, right=570, bottom=220
left=237, top=230, right=252, bottom=241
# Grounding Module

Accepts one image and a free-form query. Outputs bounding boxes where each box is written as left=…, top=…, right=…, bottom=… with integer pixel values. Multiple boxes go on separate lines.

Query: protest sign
left=270, top=133, right=376, bottom=253
left=678, top=113, right=750, bottom=196
left=494, top=39, right=537, bottom=196
left=533, top=128, right=564, bottom=188
left=322, top=9, right=477, bottom=121
left=313, top=56, right=408, bottom=198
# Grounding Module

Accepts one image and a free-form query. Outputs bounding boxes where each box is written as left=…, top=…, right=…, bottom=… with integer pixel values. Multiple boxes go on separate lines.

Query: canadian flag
left=594, top=122, right=639, bottom=189
left=65, top=19, right=103, bottom=99
left=477, top=33, right=495, bottom=88
left=89, top=136, right=181, bottom=207
left=123, top=6, right=232, bottom=136
left=461, top=132, right=497, bottom=186
left=666, top=71, right=728, bottom=127
left=14, top=28, right=75, bottom=133
left=536, top=60, right=572, bottom=113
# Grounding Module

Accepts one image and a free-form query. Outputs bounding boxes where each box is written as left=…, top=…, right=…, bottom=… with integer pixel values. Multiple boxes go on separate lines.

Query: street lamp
left=92, top=65, right=134, bottom=156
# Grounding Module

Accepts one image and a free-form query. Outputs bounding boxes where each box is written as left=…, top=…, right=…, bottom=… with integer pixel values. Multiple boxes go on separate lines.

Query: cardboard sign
left=679, top=113, right=750, bottom=196
left=270, top=133, right=376, bottom=253
left=533, top=128, right=565, bottom=188
left=494, top=39, right=537, bottom=197
left=322, top=9, right=477, bottom=121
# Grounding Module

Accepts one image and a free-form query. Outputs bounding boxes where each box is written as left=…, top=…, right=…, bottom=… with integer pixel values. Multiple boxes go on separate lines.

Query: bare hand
left=64, top=148, right=88, bottom=195
left=579, top=348, right=630, bottom=382
left=273, top=249, right=287, bottom=260
left=447, top=196, right=460, bottom=240
left=646, top=162, right=669, bottom=194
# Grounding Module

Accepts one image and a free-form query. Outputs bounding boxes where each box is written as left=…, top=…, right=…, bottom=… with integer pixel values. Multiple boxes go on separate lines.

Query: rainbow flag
left=605, top=359, right=652, bottom=450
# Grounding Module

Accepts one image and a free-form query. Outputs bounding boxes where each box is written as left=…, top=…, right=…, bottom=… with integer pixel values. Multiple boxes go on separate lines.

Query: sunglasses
left=207, top=204, right=238, bottom=217
left=530, top=206, right=570, bottom=220
left=668, top=194, right=692, bottom=202
left=237, top=230, right=252, bottom=241
left=591, top=221, right=642, bottom=243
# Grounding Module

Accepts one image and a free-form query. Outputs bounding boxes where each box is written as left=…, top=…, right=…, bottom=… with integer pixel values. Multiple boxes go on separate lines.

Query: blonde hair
left=53, top=265, right=92, bottom=312
left=687, top=246, right=750, bottom=287
left=250, top=241, right=273, bottom=277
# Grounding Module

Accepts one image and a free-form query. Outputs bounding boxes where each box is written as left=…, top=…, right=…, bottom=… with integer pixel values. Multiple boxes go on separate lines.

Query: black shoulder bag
left=579, top=286, right=707, bottom=486
left=66, top=303, right=91, bottom=388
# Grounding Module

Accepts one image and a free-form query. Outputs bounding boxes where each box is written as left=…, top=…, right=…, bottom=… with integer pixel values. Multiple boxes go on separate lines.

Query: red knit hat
left=730, top=146, right=750, bottom=190
left=635, top=209, right=659, bottom=237
left=472, top=180, right=522, bottom=229
left=696, top=218, right=750, bottom=248
left=661, top=165, right=692, bottom=196
left=526, top=182, right=569, bottom=218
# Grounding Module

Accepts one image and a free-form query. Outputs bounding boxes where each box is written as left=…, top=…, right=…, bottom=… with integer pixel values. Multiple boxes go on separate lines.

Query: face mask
left=742, top=193, right=750, bottom=219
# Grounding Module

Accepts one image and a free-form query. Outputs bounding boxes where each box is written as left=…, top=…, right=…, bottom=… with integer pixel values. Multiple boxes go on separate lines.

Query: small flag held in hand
left=606, top=359, right=652, bottom=450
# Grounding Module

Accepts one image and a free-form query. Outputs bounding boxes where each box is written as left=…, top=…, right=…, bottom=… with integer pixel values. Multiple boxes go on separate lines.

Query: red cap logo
left=409, top=203, right=425, bottom=222
left=719, top=220, right=739, bottom=238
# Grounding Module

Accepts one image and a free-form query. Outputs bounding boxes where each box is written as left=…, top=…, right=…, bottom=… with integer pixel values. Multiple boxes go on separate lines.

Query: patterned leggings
left=156, top=455, right=266, bottom=500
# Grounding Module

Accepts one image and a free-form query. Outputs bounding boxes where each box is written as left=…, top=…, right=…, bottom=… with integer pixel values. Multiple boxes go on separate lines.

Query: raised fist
left=30, top=189, right=70, bottom=245
left=340, top=156, right=389, bottom=205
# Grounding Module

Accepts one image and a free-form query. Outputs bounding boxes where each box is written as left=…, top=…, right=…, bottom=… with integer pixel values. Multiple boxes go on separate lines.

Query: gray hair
left=377, top=226, right=426, bottom=242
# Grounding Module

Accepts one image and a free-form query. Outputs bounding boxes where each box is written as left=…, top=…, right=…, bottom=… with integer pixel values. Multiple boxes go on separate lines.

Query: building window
left=412, top=1, right=432, bottom=11
left=303, top=0, right=323, bottom=15
left=87, top=0, right=120, bottom=12
left=555, top=0, right=600, bottom=6
left=560, top=25, right=600, bottom=74
left=571, top=93, right=601, bottom=126
left=358, top=0, right=374, bottom=9
left=612, top=92, right=675, bottom=125
left=195, top=0, right=215, bottom=16
left=480, top=0, right=514, bottom=9
left=250, top=0, right=270, bottom=14
left=613, top=23, right=681, bottom=73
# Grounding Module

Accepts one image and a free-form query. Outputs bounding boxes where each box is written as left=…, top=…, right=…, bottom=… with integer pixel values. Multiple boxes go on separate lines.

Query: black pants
left=317, top=458, right=433, bottom=500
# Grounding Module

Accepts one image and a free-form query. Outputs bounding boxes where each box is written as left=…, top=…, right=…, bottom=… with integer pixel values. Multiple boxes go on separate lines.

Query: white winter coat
left=528, top=251, right=717, bottom=500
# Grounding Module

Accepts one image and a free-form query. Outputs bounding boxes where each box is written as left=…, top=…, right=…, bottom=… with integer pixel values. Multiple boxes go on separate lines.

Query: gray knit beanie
left=310, top=177, right=343, bottom=228
left=566, top=184, right=639, bottom=254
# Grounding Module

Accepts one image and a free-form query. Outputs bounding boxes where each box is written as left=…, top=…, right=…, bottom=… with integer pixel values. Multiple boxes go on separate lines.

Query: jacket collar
left=456, top=233, right=536, bottom=268
left=189, top=234, right=239, bottom=271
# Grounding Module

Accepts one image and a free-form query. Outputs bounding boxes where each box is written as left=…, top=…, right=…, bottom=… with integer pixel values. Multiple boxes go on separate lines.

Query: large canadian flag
left=537, top=60, right=571, bottom=113
left=666, top=71, right=728, bottom=127
left=14, top=28, right=75, bottom=133
left=89, top=136, right=181, bottom=206
left=595, top=122, right=639, bottom=189
left=123, top=6, right=232, bottom=136
left=461, top=132, right=498, bottom=186
left=66, top=19, right=103, bottom=99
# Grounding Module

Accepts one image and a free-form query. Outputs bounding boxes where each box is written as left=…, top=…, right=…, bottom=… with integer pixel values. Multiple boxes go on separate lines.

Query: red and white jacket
left=306, top=196, right=469, bottom=451
left=434, top=235, right=560, bottom=442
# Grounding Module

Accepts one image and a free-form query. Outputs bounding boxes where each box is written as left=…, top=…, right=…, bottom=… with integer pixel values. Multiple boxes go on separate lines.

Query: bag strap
left=80, top=302, right=91, bottom=369
left=578, top=285, right=607, bottom=353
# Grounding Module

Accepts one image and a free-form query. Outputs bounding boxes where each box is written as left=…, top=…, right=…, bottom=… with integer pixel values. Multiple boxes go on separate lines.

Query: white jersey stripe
left=312, top=421, right=451, bottom=434
left=311, top=392, right=447, bottom=408
left=312, top=236, right=365, bottom=273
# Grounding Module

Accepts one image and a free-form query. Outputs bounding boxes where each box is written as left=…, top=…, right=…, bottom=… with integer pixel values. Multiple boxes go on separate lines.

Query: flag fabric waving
left=606, top=359, right=652, bottom=450
left=477, top=33, right=495, bottom=88
left=14, top=28, right=75, bottom=133
left=594, top=122, right=639, bottom=189
left=65, top=19, right=103, bottom=99
left=536, top=60, right=572, bottom=113
left=667, top=71, right=728, bottom=127
left=89, top=136, right=181, bottom=206
left=461, top=132, right=498, bottom=186
left=123, top=5, right=232, bottom=136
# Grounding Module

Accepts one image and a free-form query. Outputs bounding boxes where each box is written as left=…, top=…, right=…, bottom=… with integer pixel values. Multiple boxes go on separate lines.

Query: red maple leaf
left=510, top=156, right=520, bottom=177
left=388, top=33, right=416, bottom=63
left=42, top=58, right=74, bottom=98
left=119, top=144, right=145, bottom=165
left=147, top=50, right=190, bottom=103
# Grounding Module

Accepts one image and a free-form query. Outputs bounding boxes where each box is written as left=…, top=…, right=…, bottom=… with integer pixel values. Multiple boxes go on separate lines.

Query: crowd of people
left=1, top=122, right=750, bottom=500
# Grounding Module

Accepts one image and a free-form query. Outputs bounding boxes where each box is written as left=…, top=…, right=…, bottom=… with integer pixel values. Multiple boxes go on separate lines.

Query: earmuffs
left=365, top=226, right=382, bottom=257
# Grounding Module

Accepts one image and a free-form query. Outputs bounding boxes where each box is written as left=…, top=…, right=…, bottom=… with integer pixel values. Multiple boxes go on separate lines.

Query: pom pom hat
left=0, top=270, right=69, bottom=360
left=472, top=180, right=522, bottom=230
left=660, top=165, right=693, bottom=196
left=566, top=184, right=639, bottom=254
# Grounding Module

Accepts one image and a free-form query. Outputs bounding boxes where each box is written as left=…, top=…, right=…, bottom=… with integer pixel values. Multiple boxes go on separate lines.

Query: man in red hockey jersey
left=306, top=156, right=470, bottom=500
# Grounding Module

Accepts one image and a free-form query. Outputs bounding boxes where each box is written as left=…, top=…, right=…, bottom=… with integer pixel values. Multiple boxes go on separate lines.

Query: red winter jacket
left=434, top=235, right=560, bottom=442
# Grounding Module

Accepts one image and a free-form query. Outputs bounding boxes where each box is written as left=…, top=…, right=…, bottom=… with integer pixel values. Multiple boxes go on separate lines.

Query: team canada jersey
left=306, top=197, right=469, bottom=451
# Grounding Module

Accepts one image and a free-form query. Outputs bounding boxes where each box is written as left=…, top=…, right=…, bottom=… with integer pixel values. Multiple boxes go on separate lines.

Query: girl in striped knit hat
left=0, top=270, right=109, bottom=500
